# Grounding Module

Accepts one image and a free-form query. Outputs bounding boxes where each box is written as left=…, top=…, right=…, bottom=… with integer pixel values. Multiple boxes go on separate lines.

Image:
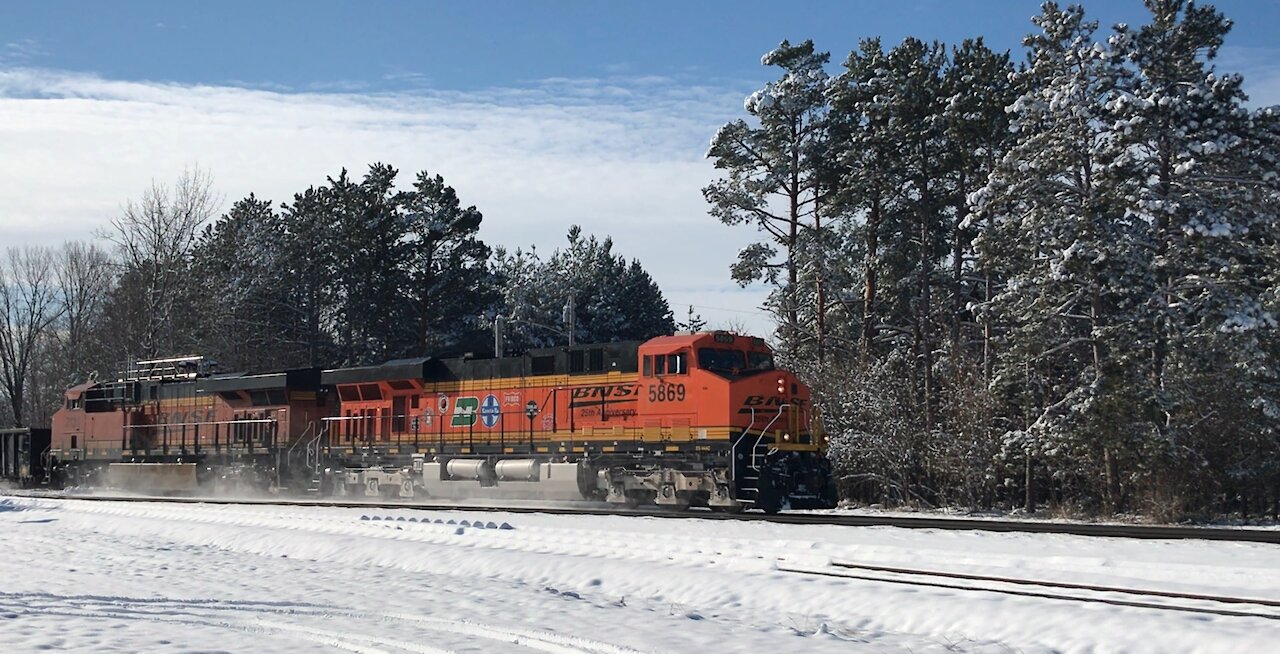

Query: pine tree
left=971, top=2, right=1148, bottom=511
left=828, top=38, right=904, bottom=356
left=279, top=183, right=341, bottom=367
left=191, top=194, right=298, bottom=370
left=942, top=38, right=1018, bottom=374
left=493, top=227, right=673, bottom=351
left=704, top=40, right=834, bottom=360
left=677, top=306, right=707, bottom=332
left=1107, top=0, right=1280, bottom=513
left=401, top=170, right=493, bottom=357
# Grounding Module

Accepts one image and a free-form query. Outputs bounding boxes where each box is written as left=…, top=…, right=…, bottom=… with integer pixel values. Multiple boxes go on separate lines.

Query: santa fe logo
left=451, top=397, right=479, bottom=427
left=480, top=394, right=501, bottom=428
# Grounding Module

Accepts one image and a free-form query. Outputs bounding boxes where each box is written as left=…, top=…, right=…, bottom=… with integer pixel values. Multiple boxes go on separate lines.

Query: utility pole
left=563, top=293, right=576, bottom=346
left=493, top=315, right=504, bottom=358
left=499, top=294, right=576, bottom=352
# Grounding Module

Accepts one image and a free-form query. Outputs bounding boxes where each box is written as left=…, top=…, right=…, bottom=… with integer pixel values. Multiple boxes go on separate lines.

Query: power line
left=673, top=303, right=772, bottom=316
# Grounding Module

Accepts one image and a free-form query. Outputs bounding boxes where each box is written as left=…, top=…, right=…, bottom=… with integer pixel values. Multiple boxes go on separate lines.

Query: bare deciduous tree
left=0, top=246, right=64, bottom=427
left=104, top=166, right=219, bottom=357
left=56, top=241, right=114, bottom=377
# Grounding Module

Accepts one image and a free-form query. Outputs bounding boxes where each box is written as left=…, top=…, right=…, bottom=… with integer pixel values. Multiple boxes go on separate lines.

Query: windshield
left=745, top=351, right=774, bottom=372
left=697, top=348, right=776, bottom=378
left=697, top=348, right=746, bottom=375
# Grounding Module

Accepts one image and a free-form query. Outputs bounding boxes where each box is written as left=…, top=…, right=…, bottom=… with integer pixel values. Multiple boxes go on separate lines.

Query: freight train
left=8, top=332, right=837, bottom=512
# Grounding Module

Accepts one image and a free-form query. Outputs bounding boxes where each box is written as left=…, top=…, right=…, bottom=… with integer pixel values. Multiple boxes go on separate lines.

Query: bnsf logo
left=570, top=385, right=637, bottom=400
left=742, top=395, right=807, bottom=407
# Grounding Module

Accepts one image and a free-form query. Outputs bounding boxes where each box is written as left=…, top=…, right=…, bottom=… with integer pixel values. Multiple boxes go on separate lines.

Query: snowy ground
left=1, top=496, right=1277, bottom=653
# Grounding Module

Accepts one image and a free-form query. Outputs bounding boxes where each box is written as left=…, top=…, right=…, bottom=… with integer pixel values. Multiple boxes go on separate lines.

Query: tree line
left=707, top=0, right=1279, bottom=519
left=0, top=165, right=675, bottom=429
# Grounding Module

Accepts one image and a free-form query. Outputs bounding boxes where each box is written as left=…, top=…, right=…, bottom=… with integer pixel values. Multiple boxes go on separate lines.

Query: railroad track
left=778, top=560, right=1280, bottom=621
left=9, top=491, right=1280, bottom=543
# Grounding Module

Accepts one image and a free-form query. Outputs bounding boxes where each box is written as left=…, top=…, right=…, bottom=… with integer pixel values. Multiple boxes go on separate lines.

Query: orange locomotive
left=46, top=332, right=837, bottom=512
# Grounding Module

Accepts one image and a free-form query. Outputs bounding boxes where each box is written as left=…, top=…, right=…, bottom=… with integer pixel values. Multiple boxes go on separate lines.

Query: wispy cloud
left=1, top=39, right=48, bottom=65
left=0, top=67, right=769, bottom=332
left=382, top=70, right=432, bottom=87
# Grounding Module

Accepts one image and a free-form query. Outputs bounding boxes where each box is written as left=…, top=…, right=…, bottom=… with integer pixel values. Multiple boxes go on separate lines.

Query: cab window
left=649, top=352, right=687, bottom=376
left=668, top=351, right=687, bottom=374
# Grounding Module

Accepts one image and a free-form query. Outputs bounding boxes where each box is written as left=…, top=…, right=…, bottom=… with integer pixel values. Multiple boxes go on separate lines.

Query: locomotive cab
left=638, top=332, right=822, bottom=446
left=635, top=331, right=835, bottom=512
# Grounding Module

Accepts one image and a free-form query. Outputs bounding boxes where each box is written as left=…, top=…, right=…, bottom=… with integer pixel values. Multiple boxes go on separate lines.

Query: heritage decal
left=480, top=394, right=501, bottom=429
left=451, top=396, right=479, bottom=427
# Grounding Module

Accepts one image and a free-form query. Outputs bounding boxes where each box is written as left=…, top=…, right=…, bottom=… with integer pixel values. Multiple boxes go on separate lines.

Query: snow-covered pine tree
left=545, top=226, right=673, bottom=345
left=323, top=165, right=412, bottom=365
left=279, top=183, right=341, bottom=367
left=1107, top=0, right=1280, bottom=514
left=401, top=170, right=493, bottom=357
left=942, top=38, right=1018, bottom=371
left=929, top=39, right=1021, bottom=507
left=970, top=2, right=1148, bottom=511
left=828, top=38, right=905, bottom=357
left=490, top=245, right=555, bottom=352
left=613, top=259, right=676, bottom=340
left=492, top=227, right=674, bottom=353
left=191, top=194, right=299, bottom=370
left=704, top=40, right=834, bottom=361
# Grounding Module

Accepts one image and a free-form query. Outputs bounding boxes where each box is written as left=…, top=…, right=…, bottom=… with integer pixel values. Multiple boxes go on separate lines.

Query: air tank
left=445, top=459, right=487, bottom=480
left=494, top=459, right=540, bottom=482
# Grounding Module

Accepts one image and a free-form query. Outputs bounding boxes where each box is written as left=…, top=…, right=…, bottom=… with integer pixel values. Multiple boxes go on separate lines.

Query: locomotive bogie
left=597, top=464, right=737, bottom=510
left=324, top=468, right=415, bottom=499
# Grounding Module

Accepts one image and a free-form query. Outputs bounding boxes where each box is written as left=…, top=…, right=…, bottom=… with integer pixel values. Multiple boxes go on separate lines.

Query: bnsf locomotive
left=37, top=331, right=836, bottom=512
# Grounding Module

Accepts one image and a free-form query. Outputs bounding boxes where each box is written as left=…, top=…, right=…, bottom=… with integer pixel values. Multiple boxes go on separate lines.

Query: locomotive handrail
left=285, top=421, right=315, bottom=474
left=309, top=422, right=327, bottom=476
left=118, top=418, right=278, bottom=457
left=728, top=403, right=788, bottom=497
left=286, top=421, right=314, bottom=458
left=41, top=445, right=52, bottom=486
left=730, top=406, right=761, bottom=484
left=750, top=404, right=789, bottom=469
left=121, top=418, right=277, bottom=428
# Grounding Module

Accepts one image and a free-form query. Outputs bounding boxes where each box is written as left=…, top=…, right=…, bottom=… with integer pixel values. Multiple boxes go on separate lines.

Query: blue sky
left=3, top=1, right=1279, bottom=336
left=5, top=1, right=1278, bottom=92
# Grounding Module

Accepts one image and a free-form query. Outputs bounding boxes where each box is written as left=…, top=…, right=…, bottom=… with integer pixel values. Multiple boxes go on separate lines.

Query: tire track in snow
left=0, top=592, right=644, bottom=654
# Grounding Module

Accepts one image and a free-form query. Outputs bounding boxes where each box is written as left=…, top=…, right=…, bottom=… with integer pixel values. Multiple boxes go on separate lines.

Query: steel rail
left=9, top=491, right=1280, bottom=544
left=777, top=564, right=1280, bottom=621
left=827, top=560, right=1280, bottom=607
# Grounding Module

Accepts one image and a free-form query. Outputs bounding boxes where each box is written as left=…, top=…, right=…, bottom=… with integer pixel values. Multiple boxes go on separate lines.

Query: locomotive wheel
left=625, top=489, right=657, bottom=507
left=754, top=479, right=783, bottom=514
left=709, top=503, right=745, bottom=514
